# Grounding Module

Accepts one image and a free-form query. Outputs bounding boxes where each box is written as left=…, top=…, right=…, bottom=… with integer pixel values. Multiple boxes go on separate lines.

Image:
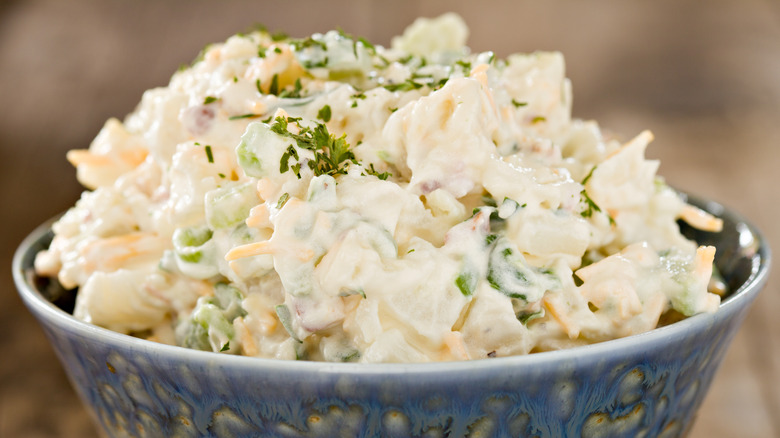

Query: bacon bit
left=680, top=205, right=723, bottom=232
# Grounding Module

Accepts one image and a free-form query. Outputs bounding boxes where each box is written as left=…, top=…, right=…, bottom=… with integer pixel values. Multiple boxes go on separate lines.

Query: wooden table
left=1, top=1, right=778, bottom=436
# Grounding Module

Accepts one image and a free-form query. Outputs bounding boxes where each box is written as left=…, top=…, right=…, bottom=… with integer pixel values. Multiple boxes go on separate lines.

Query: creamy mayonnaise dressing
left=35, top=13, right=723, bottom=362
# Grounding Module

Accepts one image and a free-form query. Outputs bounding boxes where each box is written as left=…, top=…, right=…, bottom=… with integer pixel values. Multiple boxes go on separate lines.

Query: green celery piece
left=172, top=226, right=213, bottom=263
left=235, top=121, right=296, bottom=178
left=205, top=181, right=259, bottom=229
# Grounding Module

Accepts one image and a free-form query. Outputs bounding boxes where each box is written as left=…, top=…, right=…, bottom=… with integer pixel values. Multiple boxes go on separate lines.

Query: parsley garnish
left=317, top=104, right=332, bottom=122
left=278, top=78, right=303, bottom=98
left=455, top=271, right=476, bottom=296
left=220, top=342, right=230, bottom=352
left=579, top=165, right=615, bottom=225
left=270, top=31, right=288, bottom=42
left=280, top=145, right=300, bottom=176
left=268, top=74, right=279, bottom=95
left=455, top=59, right=472, bottom=74
left=203, top=96, right=218, bottom=105
left=531, top=116, right=547, bottom=124
left=581, top=166, right=597, bottom=185
left=511, top=99, right=528, bottom=108
left=350, top=91, right=366, bottom=108
left=580, top=190, right=615, bottom=225
left=276, top=192, right=290, bottom=209
left=271, top=116, right=357, bottom=178
left=364, top=163, right=391, bottom=180
left=255, top=79, right=262, bottom=94
left=229, top=114, right=262, bottom=120
left=433, top=78, right=449, bottom=90
left=204, top=145, right=214, bottom=163
left=384, top=79, right=424, bottom=92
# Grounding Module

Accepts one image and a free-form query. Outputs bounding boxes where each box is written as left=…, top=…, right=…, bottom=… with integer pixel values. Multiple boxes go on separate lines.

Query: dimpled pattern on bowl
left=14, top=196, right=769, bottom=438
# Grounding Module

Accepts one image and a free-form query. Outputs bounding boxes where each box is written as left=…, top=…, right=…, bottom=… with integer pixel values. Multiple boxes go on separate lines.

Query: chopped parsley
left=278, top=78, right=303, bottom=98
left=271, top=116, right=357, bottom=178
left=581, top=166, right=597, bottom=185
left=255, top=79, right=263, bottom=94
left=270, top=31, right=288, bottom=42
left=455, top=270, right=476, bottom=296
left=317, top=104, right=332, bottom=122
left=350, top=91, right=366, bottom=108
left=276, top=192, right=290, bottom=209
left=511, top=99, right=528, bottom=108
left=268, top=74, right=279, bottom=95
left=364, top=163, right=391, bottom=180
left=455, top=59, right=472, bottom=74
left=384, top=78, right=424, bottom=92
left=229, top=114, right=262, bottom=120
left=203, top=96, right=219, bottom=105
left=580, top=189, right=615, bottom=225
left=204, top=145, right=214, bottom=163
left=531, top=116, right=547, bottom=124
left=579, top=165, right=615, bottom=225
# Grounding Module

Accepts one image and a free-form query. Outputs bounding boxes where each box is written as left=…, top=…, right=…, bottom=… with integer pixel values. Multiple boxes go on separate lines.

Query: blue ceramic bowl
left=13, top=196, right=770, bottom=438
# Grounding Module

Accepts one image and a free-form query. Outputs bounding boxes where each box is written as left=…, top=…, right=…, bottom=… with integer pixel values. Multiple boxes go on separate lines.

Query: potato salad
left=35, top=14, right=723, bottom=362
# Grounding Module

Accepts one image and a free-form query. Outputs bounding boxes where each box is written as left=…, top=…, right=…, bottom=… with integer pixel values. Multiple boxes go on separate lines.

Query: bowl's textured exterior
left=14, top=197, right=770, bottom=438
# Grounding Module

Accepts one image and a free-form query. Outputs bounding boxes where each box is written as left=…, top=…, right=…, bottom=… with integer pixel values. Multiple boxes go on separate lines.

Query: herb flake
left=317, top=104, right=332, bottom=122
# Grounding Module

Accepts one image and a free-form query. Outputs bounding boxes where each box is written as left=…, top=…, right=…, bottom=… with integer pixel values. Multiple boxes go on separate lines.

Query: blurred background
left=1, top=0, right=778, bottom=436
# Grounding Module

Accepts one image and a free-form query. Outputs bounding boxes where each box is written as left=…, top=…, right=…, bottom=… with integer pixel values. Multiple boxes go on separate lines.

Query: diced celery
left=487, top=237, right=558, bottom=303
left=176, top=283, right=248, bottom=353
left=178, top=299, right=234, bottom=352
left=235, top=121, right=296, bottom=178
left=661, top=250, right=699, bottom=316
left=172, top=226, right=213, bottom=263
left=205, top=181, right=259, bottom=229
left=171, top=225, right=219, bottom=279
left=214, top=282, right=247, bottom=320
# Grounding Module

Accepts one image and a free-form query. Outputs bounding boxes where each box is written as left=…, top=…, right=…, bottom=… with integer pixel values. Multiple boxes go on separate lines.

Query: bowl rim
left=13, top=194, right=771, bottom=375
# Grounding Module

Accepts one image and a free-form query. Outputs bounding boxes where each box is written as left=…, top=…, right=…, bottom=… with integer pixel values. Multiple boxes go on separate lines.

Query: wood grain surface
left=1, top=1, right=778, bottom=437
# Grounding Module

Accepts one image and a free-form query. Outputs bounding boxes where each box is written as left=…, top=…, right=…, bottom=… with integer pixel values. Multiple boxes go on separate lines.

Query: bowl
left=13, top=195, right=770, bottom=438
